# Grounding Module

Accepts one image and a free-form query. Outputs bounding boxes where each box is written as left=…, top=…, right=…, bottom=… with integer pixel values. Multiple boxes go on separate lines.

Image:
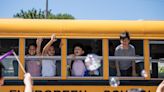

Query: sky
left=0, top=0, right=164, bottom=20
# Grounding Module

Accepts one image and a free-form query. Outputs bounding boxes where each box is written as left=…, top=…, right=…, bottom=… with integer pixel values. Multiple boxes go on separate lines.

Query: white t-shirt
left=42, top=59, right=56, bottom=77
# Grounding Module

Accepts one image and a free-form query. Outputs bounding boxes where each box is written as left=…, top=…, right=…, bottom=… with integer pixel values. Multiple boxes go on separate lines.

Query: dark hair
left=73, top=43, right=85, bottom=56
left=0, top=62, right=4, bottom=78
left=28, top=43, right=37, bottom=49
left=120, top=31, right=130, bottom=40
left=73, top=43, right=85, bottom=51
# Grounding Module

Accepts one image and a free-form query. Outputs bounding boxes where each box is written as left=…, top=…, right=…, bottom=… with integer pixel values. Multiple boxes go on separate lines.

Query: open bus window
left=0, top=38, right=19, bottom=77
left=67, top=39, right=103, bottom=77
left=109, top=40, right=144, bottom=77
left=25, top=38, right=61, bottom=77
left=150, top=40, right=164, bottom=78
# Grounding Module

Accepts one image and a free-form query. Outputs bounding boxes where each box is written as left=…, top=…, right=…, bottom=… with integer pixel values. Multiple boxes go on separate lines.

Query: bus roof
left=0, top=19, right=164, bottom=39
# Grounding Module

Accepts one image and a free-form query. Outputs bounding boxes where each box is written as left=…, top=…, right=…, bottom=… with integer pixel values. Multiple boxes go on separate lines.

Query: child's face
left=74, top=46, right=84, bottom=56
left=48, top=46, right=55, bottom=56
left=28, top=45, right=36, bottom=56
left=120, top=38, right=130, bottom=48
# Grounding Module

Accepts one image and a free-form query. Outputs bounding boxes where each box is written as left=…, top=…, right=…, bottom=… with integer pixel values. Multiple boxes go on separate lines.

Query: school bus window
left=150, top=40, right=164, bottom=78
left=25, top=38, right=61, bottom=77
left=0, top=38, right=19, bottom=77
left=67, top=39, right=103, bottom=77
left=109, top=39, right=144, bottom=77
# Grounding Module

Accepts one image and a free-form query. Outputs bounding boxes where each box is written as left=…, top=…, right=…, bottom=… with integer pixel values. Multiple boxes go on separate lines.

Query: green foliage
left=13, top=8, right=75, bottom=19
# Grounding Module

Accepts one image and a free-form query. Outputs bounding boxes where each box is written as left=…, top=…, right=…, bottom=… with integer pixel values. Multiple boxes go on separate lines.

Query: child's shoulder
left=115, top=44, right=122, bottom=51
left=129, top=44, right=135, bottom=49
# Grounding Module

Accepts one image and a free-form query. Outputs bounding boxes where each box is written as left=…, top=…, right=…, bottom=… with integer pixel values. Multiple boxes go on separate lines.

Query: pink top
left=72, top=60, right=86, bottom=76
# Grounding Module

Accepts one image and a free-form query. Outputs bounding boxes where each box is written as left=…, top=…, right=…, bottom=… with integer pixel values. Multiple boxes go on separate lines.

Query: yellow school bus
left=0, top=19, right=164, bottom=92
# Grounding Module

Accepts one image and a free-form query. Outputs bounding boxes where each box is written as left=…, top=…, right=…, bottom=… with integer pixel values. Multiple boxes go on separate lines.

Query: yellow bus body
left=0, top=19, right=163, bottom=92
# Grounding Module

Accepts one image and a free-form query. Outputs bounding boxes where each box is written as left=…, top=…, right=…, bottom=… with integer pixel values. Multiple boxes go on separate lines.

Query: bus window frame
left=149, top=40, right=164, bottom=80
left=0, top=38, right=20, bottom=79
left=66, top=38, right=104, bottom=79
left=2, top=38, right=153, bottom=80
left=108, top=39, right=147, bottom=79
left=24, top=38, right=62, bottom=79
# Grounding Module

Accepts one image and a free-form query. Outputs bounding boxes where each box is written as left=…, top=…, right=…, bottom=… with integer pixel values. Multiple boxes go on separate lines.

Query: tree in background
left=13, top=8, right=75, bottom=19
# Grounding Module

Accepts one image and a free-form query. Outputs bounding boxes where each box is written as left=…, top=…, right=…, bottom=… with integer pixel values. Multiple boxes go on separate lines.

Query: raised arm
left=36, top=38, right=43, bottom=56
left=24, top=73, right=33, bottom=92
left=42, top=34, right=57, bottom=55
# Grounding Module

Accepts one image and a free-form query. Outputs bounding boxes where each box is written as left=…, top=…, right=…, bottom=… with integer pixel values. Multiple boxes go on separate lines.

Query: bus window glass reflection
left=0, top=39, right=19, bottom=77
left=150, top=40, right=164, bottom=78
